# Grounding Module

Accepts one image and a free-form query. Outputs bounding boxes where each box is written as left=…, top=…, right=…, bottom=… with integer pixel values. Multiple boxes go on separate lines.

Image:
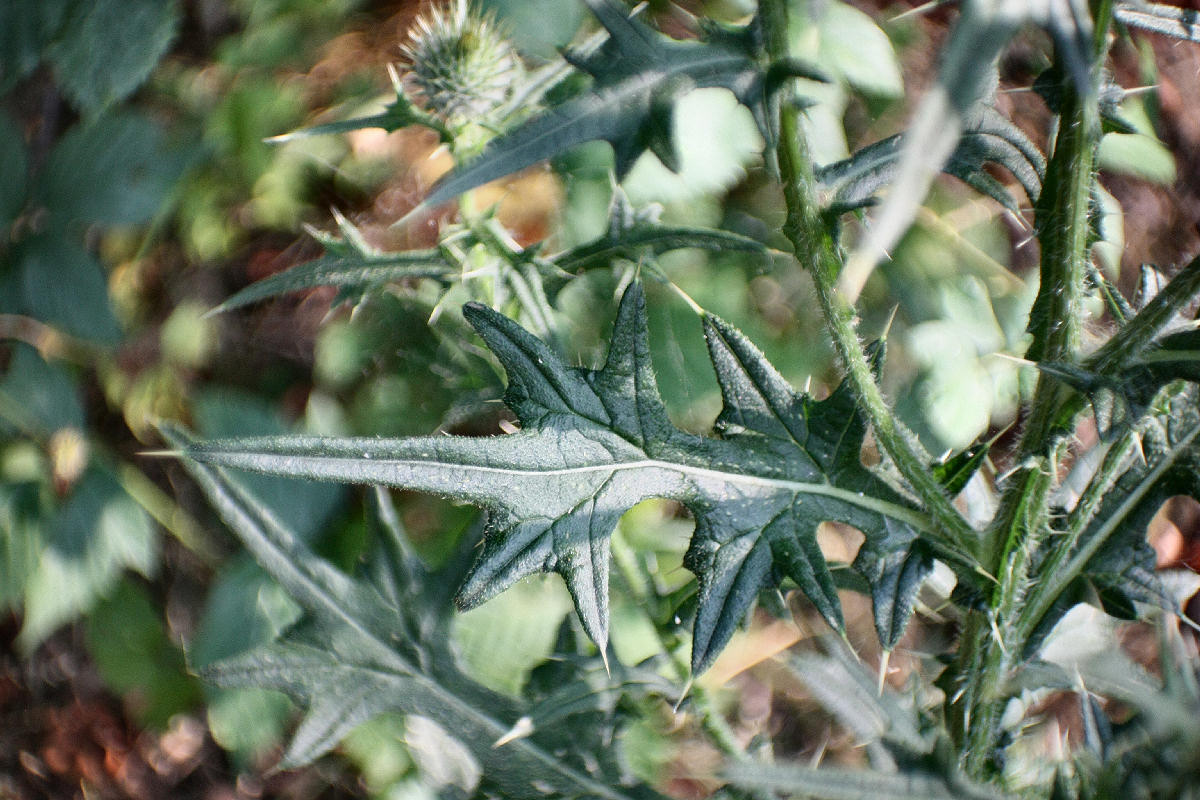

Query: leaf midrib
left=221, top=447, right=933, bottom=534
left=183, top=441, right=648, bottom=800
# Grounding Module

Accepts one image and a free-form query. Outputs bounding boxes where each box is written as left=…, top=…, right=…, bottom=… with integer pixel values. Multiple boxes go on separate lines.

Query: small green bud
left=401, top=0, right=520, bottom=131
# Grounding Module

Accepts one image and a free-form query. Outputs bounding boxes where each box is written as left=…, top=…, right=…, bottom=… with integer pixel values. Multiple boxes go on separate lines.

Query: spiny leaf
left=816, top=106, right=1044, bottom=215
left=931, top=443, right=990, bottom=498
left=546, top=187, right=770, bottom=293
left=1066, top=388, right=1200, bottom=614
left=207, top=196, right=767, bottom=313
left=1115, top=1, right=1200, bottom=43
left=162, top=424, right=662, bottom=797
left=724, top=762, right=1009, bottom=800
left=1039, top=328, right=1200, bottom=422
left=550, top=223, right=770, bottom=277
left=839, top=0, right=1092, bottom=299
left=183, top=282, right=936, bottom=673
left=413, top=0, right=787, bottom=213
left=267, top=81, right=451, bottom=144
left=208, top=214, right=456, bottom=315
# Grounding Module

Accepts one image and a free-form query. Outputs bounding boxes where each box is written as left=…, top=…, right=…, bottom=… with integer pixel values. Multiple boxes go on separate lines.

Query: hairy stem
left=959, top=1, right=1113, bottom=777
left=758, top=0, right=978, bottom=563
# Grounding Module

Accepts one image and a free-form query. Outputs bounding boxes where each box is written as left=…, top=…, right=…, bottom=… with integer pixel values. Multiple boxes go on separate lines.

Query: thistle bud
left=401, top=0, right=520, bottom=137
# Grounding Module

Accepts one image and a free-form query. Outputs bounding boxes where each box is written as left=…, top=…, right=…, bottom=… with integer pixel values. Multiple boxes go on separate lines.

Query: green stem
left=758, top=0, right=978, bottom=562
left=959, top=2, right=1113, bottom=777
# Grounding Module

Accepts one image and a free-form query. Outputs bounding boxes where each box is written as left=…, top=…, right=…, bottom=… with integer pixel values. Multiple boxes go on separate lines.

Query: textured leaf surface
left=1115, top=2, right=1200, bottom=42
left=1062, top=387, right=1200, bottom=615
left=415, top=0, right=777, bottom=211
left=816, top=106, right=1044, bottom=214
left=210, top=213, right=457, bottom=314
left=186, top=283, right=934, bottom=672
left=163, top=425, right=660, bottom=797
left=47, top=0, right=181, bottom=111
left=209, top=197, right=767, bottom=312
left=725, top=763, right=1007, bottom=800
left=839, top=0, right=1087, bottom=298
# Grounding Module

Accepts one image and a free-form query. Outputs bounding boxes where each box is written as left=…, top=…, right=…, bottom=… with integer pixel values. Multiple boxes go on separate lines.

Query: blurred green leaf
left=0, top=0, right=70, bottom=91
left=0, top=343, right=85, bottom=434
left=621, top=86, right=765, bottom=205
left=452, top=576, right=572, bottom=696
left=86, top=578, right=202, bottom=729
left=6, top=234, right=121, bottom=344
left=38, top=113, right=188, bottom=227
left=18, top=467, right=157, bottom=651
left=193, top=389, right=345, bottom=542
left=205, top=686, right=295, bottom=767
left=725, top=762, right=1008, bottom=800
left=1115, top=1, right=1200, bottom=42
left=0, top=112, right=28, bottom=228
left=484, top=0, right=586, bottom=58
left=190, top=558, right=303, bottom=668
left=47, top=0, right=181, bottom=112
left=795, top=0, right=903, bottom=98
left=0, top=482, right=44, bottom=610
left=1098, top=100, right=1176, bottom=184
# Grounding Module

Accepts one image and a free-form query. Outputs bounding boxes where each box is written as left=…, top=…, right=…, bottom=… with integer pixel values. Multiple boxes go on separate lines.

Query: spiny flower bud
left=401, top=0, right=520, bottom=128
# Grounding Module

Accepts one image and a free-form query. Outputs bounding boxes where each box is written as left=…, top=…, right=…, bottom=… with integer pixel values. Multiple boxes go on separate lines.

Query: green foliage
left=186, top=282, right=937, bottom=672
left=165, top=0, right=1200, bottom=794
left=163, top=424, right=668, bottom=797
left=5, top=0, right=1199, bottom=797
left=415, top=0, right=798, bottom=210
left=46, top=0, right=181, bottom=113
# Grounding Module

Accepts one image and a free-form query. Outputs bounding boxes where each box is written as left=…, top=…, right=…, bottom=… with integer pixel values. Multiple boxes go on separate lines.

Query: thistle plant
left=401, top=0, right=521, bottom=153
left=170, top=0, right=1200, bottom=797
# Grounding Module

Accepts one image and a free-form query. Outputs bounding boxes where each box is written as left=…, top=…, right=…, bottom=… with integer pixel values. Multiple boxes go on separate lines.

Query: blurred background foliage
left=1, top=0, right=1199, bottom=798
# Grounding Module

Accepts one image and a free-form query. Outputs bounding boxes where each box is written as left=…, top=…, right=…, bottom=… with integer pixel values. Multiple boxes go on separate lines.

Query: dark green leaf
left=932, top=444, right=990, bottom=498
left=38, top=113, right=188, bottom=227
left=0, top=112, right=28, bottom=228
left=184, top=283, right=935, bottom=672
left=163, top=424, right=662, bottom=797
left=7, top=234, right=121, bottom=344
left=208, top=215, right=456, bottom=314
left=0, top=0, right=70, bottom=92
left=85, top=579, right=202, bottom=729
left=415, top=0, right=777, bottom=211
left=1040, top=329, right=1200, bottom=422
left=47, top=0, right=181, bottom=112
left=817, top=106, right=1044, bottom=215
